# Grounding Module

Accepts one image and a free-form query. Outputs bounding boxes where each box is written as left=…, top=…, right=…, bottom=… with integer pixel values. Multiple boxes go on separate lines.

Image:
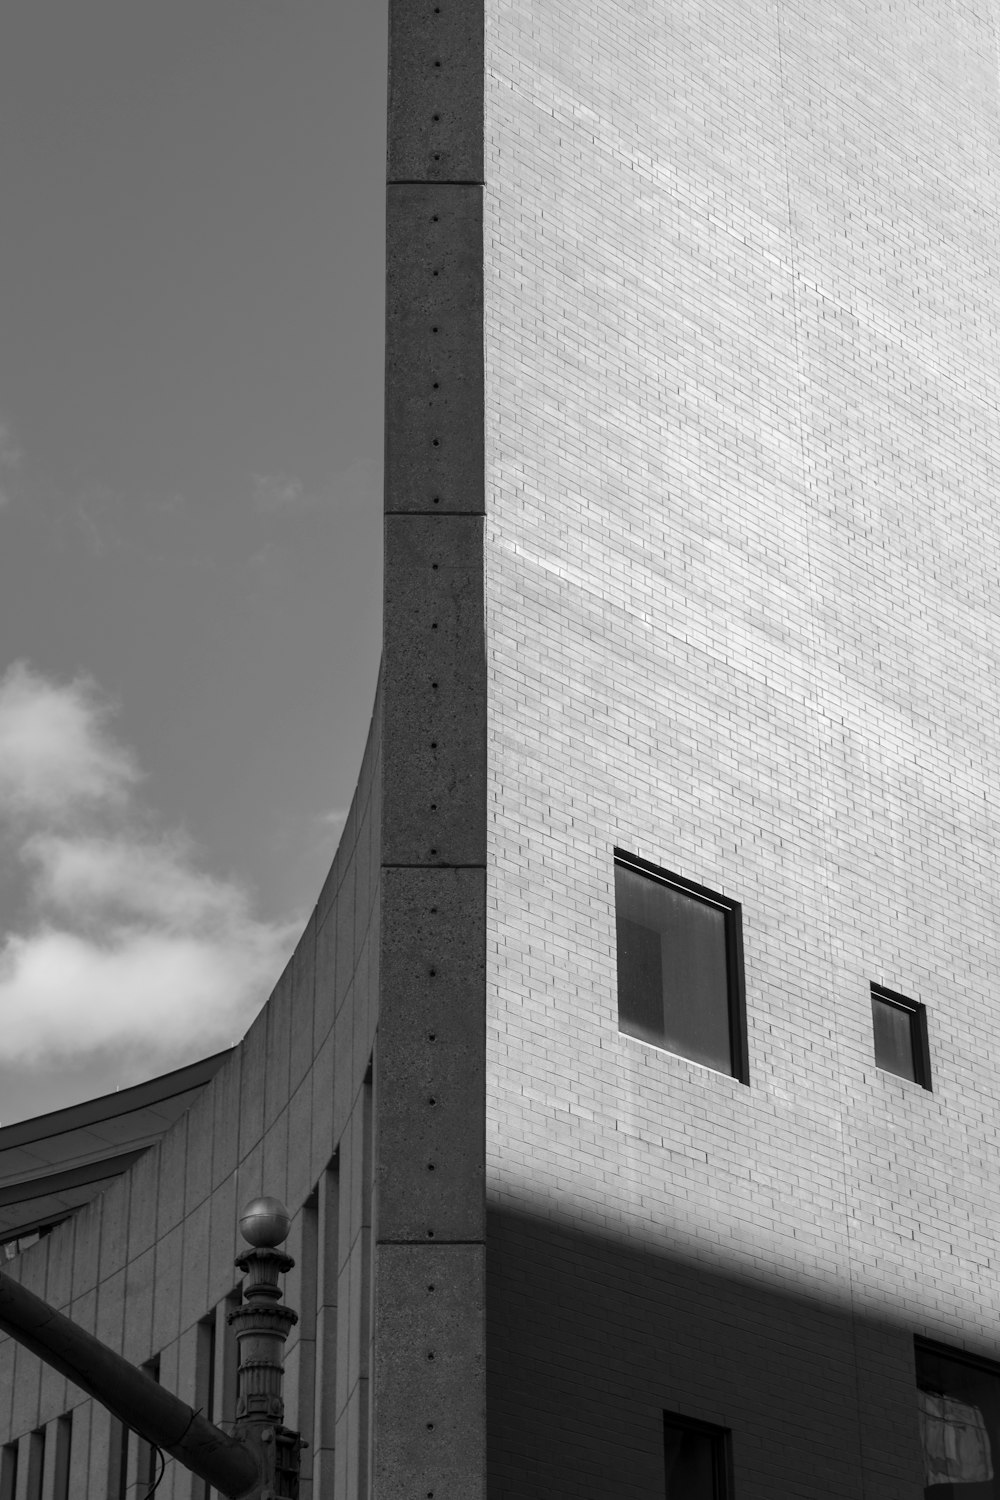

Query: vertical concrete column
left=286, top=1196, right=319, bottom=1498
left=312, top=1162, right=341, bottom=1496
left=12, top=1432, right=36, bottom=1500
left=39, top=1417, right=71, bottom=1500
left=84, top=1406, right=114, bottom=1500
left=376, top=1, right=486, bottom=1497
left=64, top=1409, right=89, bottom=1500
left=336, top=1090, right=374, bottom=1500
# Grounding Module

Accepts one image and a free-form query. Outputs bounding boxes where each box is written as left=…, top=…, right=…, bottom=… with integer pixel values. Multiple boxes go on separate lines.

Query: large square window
left=871, top=983, right=931, bottom=1088
left=614, top=852, right=748, bottom=1081
left=663, top=1411, right=732, bottom=1498
left=916, top=1339, right=1000, bottom=1496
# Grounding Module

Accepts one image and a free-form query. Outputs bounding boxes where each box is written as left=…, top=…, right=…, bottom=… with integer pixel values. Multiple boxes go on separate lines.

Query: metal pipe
left=0, top=1269, right=260, bottom=1498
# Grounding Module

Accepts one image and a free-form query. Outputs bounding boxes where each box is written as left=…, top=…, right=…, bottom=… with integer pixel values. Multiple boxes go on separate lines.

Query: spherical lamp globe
left=239, top=1196, right=291, bottom=1248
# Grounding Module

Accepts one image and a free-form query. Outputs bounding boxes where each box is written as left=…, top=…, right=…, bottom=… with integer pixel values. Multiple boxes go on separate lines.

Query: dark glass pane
left=664, top=1422, right=718, bottom=1498
left=916, top=1344, right=1000, bottom=1497
left=615, top=864, right=732, bottom=1074
left=872, top=995, right=917, bottom=1082
left=616, top=914, right=665, bottom=1043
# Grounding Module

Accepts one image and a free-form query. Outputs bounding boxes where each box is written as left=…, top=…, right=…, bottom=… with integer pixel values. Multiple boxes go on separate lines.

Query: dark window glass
left=663, top=1412, right=731, bottom=1498
left=915, top=1340, right=1000, bottom=1497
left=52, top=1416, right=72, bottom=1500
left=615, top=855, right=747, bottom=1081
left=0, top=1444, right=17, bottom=1500
left=872, top=984, right=931, bottom=1088
left=25, top=1431, right=44, bottom=1500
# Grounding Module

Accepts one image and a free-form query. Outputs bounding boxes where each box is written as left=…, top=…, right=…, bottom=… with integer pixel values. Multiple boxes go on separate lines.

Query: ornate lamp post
left=229, top=1196, right=305, bottom=1499
left=0, top=1194, right=305, bottom=1499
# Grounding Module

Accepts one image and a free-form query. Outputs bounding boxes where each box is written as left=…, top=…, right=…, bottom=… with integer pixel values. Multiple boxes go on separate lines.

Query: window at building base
left=614, top=851, right=749, bottom=1083
left=871, top=983, right=932, bottom=1089
left=663, top=1410, right=732, bottom=1498
left=915, top=1338, right=1000, bottom=1496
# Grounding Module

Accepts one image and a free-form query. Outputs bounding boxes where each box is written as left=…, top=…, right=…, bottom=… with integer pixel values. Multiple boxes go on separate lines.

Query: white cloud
left=0, top=926, right=289, bottom=1062
left=0, top=662, right=139, bottom=819
left=0, top=665, right=296, bottom=1067
left=24, top=833, right=253, bottom=931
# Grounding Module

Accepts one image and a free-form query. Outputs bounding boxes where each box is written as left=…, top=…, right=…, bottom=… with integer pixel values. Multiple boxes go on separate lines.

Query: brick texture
left=484, top=1, right=1000, bottom=1495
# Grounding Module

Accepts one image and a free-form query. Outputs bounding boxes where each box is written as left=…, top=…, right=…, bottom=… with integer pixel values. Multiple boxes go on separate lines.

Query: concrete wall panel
left=385, top=186, right=484, bottom=515
left=373, top=1243, right=484, bottom=1500
left=377, top=868, right=485, bottom=1241
left=382, top=514, right=485, bottom=866
left=290, top=914, right=318, bottom=1094
left=387, top=0, right=484, bottom=184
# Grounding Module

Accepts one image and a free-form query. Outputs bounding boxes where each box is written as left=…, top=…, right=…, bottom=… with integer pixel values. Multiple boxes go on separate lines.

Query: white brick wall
left=484, top=1, right=1000, bottom=1493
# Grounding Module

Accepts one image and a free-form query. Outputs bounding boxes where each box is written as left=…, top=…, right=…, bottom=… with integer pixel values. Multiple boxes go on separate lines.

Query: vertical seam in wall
left=774, top=10, right=870, bottom=1494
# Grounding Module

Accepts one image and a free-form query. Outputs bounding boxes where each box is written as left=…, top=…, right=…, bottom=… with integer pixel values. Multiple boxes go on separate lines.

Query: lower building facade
left=4, top=0, right=1000, bottom=1496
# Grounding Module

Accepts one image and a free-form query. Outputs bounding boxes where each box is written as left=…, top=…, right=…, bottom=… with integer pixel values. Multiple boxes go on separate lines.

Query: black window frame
left=871, top=983, right=932, bottom=1089
left=914, top=1335, right=1000, bottom=1495
left=663, top=1409, right=734, bottom=1499
left=614, top=849, right=749, bottom=1084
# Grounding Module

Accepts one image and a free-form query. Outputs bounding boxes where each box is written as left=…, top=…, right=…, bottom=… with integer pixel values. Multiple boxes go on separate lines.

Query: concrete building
left=2, top=0, right=1000, bottom=1495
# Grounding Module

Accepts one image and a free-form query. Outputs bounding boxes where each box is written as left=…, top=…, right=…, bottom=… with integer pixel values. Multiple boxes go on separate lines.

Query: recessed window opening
left=663, top=1411, right=732, bottom=1498
left=915, top=1338, right=1000, bottom=1496
left=25, top=1430, right=44, bottom=1500
left=52, top=1415, right=72, bottom=1500
left=614, top=851, right=748, bottom=1082
left=871, top=983, right=931, bottom=1088
left=0, top=1443, right=17, bottom=1500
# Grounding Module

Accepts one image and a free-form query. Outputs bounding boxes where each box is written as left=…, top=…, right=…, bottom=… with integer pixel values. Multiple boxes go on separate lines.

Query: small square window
left=915, top=1339, right=1000, bottom=1496
left=614, top=851, right=748, bottom=1082
left=871, top=984, right=931, bottom=1088
left=663, top=1411, right=732, bottom=1498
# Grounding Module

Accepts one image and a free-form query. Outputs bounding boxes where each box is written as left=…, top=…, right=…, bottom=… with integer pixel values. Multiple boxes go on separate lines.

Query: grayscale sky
left=0, top=2, right=387, bottom=1123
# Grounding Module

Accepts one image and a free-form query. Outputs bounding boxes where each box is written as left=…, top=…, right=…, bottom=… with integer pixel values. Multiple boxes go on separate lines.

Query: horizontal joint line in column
left=387, top=179, right=485, bottom=188
left=377, top=1238, right=485, bottom=1246
left=381, top=862, right=486, bottom=870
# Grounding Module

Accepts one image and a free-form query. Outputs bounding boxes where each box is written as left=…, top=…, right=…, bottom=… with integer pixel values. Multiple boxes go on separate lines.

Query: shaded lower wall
left=0, top=681, right=383, bottom=1500
left=486, top=1205, right=930, bottom=1500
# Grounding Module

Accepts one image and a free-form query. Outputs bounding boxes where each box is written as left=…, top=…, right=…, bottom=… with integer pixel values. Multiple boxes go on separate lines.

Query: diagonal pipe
left=0, top=1269, right=260, bottom=1497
